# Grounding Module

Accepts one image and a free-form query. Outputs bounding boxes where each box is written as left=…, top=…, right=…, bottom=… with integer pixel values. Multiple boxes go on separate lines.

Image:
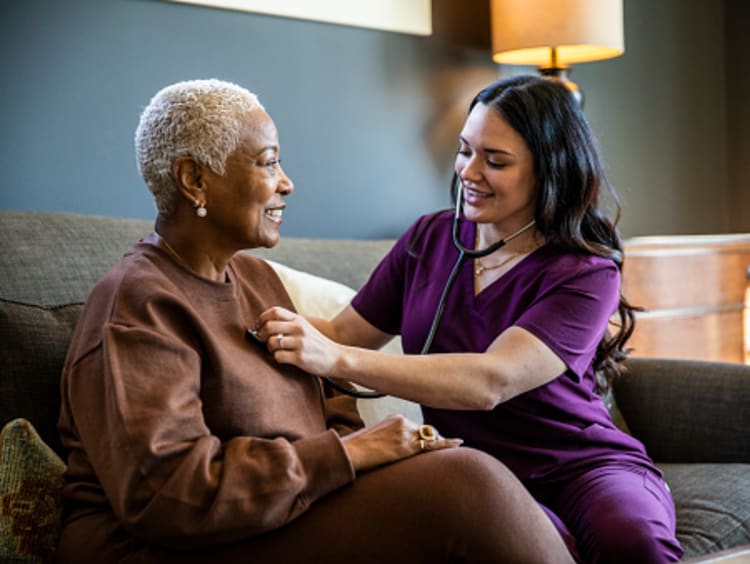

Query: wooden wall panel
left=621, top=234, right=750, bottom=364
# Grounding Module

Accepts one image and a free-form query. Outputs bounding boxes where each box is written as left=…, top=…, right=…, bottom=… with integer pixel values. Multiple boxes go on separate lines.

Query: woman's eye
left=487, top=161, right=506, bottom=169
left=264, top=159, right=279, bottom=168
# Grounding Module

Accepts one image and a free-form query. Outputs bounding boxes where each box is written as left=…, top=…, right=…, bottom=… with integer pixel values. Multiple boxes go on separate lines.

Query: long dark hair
left=453, top=75, right=637, bottom=389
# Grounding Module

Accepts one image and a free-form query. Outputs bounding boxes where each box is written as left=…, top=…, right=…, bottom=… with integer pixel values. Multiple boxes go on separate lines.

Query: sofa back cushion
left=0, top=212, right=153, bottom=456
left=0, top=302, right=81, bottom=456
left=0, top=212, right=153, bottom=307
left=617, top=357, right=750, bottom=462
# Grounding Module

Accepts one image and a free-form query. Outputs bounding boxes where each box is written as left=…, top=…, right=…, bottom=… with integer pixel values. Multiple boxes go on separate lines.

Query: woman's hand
left=341, top=415, right=463, bottom=473
left=255, top=306, right=343, bottom=376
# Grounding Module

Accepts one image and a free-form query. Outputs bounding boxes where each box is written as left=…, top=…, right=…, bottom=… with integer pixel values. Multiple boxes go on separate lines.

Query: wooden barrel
left=621, top=234, right=750, bottom=364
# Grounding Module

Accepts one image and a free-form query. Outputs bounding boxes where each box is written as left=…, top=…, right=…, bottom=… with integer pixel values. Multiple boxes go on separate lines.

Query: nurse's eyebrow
left=459, top=135, right=514, bottom=156
left=485, top=148, right=514, bottom=156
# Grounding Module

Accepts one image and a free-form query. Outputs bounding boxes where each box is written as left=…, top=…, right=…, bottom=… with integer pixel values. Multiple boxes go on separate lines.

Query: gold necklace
left=474, top=243, right=538, bottom=278
left=475, top=253, right=521, bottom=277
left=153, top=233, right=228, bottom=282
left=154, top=233, right=189, bottom=267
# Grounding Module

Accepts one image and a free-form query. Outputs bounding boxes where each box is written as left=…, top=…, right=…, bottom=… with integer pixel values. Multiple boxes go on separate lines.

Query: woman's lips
left=264, top=208, right=283, bottom=224
left=463, top=187, right=492, bottom=206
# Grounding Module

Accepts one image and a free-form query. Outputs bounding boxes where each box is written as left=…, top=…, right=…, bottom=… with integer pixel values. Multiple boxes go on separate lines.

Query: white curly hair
left=135, top=79, right=264, bottom=216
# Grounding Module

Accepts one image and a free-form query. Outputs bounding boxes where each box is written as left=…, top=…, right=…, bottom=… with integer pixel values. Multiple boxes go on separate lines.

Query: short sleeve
left=514, top=262, right=620, bottom=377
left=351, top=227, right=413, bottom=335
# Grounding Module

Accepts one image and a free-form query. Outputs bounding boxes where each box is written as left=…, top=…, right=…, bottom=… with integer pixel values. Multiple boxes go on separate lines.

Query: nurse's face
left=454, top=103, right=537, bottom=234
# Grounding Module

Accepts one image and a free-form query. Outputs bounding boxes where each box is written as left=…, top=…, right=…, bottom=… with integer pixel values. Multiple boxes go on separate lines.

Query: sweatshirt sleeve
left=322, top=379, right=365, bottom=436
left=63, top=321, right=355, bottom=549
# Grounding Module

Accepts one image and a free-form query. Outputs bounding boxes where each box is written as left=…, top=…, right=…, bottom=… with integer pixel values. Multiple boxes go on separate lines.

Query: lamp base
left=539, top=67, right=584, bottom=107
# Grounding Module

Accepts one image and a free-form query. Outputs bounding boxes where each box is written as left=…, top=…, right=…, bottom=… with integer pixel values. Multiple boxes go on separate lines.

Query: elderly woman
left=55, top=79, right=574, bottom=563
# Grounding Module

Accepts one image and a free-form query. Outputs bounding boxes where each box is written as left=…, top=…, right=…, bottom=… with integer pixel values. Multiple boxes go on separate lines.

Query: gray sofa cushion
left=661, top=463, right=750, bottom=558
left=0, top=300, right=82, bottom=456
left=0, top=212, right=152, bottom=307
left=617, top=358, right=750, bottom=462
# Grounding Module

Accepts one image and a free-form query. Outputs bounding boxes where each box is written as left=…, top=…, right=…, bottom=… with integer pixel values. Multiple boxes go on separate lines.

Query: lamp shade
left=491, top=0, right=624, bottom=66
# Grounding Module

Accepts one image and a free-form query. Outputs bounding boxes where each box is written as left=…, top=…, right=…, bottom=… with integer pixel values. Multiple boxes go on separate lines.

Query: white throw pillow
left=265, top=259, right=355, bottom=319
left=264, top=259, right=422, bottom=425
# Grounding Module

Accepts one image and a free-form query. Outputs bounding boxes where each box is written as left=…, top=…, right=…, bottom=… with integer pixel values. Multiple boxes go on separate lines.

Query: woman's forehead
left=461, top=104, right=523, bottom=149
left=237, top=110, right=279, bottom=155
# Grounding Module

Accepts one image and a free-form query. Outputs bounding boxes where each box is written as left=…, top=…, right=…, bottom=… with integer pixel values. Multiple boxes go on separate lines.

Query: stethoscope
left=249, top=187, right=536, bottom=399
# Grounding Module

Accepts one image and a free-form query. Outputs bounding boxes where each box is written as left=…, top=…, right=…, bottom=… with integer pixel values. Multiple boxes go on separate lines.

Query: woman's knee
left=562, top=469, right=682, bottom=563
left=389, top=448, right=575, bottom=563
left=408, top=448, right=523, bottom=515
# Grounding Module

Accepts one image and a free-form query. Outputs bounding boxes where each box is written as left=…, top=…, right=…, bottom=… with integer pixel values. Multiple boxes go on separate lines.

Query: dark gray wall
left=1, top=0, right=746, bottom=239
left=726, top=0, right=750, bottom=232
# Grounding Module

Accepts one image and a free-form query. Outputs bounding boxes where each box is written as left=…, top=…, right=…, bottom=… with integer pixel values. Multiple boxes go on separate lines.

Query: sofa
left=1, top=210, right=748, bottom=562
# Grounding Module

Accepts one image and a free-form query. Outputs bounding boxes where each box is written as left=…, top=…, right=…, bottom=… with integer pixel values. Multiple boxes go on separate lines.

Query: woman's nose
left=278, top=166, right=294, bottom=195
left=457, top=156, right=482, bottom=183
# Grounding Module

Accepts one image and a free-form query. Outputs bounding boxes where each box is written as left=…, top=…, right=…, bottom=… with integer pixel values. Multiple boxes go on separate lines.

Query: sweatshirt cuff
left=293, top=429, right=355, bottom=503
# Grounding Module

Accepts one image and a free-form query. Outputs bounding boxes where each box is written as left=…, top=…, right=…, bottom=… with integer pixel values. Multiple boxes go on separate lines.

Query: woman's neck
left=475, top=220, right=540, bottom=253
left=152, top=216, right=230, bottom=282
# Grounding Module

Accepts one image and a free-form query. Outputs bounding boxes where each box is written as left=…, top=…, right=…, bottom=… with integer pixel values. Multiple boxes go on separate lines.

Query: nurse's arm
left=327, top=324, right=566, bottom=410
left=261, top=306, right=566, bottom=411
left=308, top=304, right=395, bottom=350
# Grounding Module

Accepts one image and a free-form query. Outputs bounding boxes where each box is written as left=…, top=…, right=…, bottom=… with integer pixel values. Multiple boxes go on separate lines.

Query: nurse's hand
left=255, top=306, right=343, bottom=377
left=342, top=415, right=462, bottom=473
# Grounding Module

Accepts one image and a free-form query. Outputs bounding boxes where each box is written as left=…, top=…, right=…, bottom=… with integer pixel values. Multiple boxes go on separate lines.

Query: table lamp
left=490, top=0, right=624, bottom=105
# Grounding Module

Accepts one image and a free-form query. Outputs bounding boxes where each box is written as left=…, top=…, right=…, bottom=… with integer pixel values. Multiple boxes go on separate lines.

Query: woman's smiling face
left=203, top=108, right=294, bottom=250
left=455, top=102, right=537, bottom=235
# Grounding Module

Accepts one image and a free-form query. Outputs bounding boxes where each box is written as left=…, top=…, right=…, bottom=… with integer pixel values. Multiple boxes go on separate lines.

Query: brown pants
left=58, top=448, right=573, bottom=563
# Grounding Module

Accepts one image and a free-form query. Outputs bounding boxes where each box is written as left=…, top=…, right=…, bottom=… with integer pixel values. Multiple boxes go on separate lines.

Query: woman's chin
left=461, top=205, right=485, bottom=223
left=259, top=231, right=281, bottom=249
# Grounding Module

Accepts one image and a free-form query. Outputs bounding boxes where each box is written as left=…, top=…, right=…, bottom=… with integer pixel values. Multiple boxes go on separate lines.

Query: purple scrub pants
left=534, top=462, right=683, bottom=563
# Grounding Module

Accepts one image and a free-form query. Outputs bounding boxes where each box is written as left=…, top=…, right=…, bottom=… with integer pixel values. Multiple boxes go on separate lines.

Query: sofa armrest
left=614, top=357, right=750, bottom=463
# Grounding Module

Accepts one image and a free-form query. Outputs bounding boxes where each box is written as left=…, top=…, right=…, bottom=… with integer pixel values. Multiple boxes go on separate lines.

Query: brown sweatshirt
left=58, top=242, right=362, bottom=550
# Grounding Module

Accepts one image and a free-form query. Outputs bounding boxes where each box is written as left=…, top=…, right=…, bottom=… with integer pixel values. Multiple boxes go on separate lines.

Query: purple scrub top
left=351, top=210, right=656, bottom=484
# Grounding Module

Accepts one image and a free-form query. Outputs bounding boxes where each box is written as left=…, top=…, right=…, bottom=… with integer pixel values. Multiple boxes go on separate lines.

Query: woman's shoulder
left=410, top=209, right=454, bottom=234
left=396, top=209, right=454, bottom=253
left=69, top=244, right=171, bottom=348
left=534, top=243, right=619, bottom=284
left=87, top=243, right=180, bottom=310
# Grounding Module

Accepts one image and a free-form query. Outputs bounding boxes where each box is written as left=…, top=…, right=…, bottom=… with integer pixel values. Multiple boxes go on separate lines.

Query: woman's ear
left=172, top=156, right=206, bottom=206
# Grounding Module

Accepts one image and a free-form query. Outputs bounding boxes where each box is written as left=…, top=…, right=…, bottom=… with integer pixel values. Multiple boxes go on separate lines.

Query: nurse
left=258, top=75, right=684, bottom=563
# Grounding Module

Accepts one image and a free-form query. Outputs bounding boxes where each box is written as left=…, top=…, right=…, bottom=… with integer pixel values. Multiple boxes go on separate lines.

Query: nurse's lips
left=463, top=187, right=492, bottom=206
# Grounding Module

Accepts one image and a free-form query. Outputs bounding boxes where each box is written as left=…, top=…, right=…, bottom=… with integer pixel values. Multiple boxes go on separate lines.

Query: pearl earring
left=195, top=202, right=207, bottom=218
